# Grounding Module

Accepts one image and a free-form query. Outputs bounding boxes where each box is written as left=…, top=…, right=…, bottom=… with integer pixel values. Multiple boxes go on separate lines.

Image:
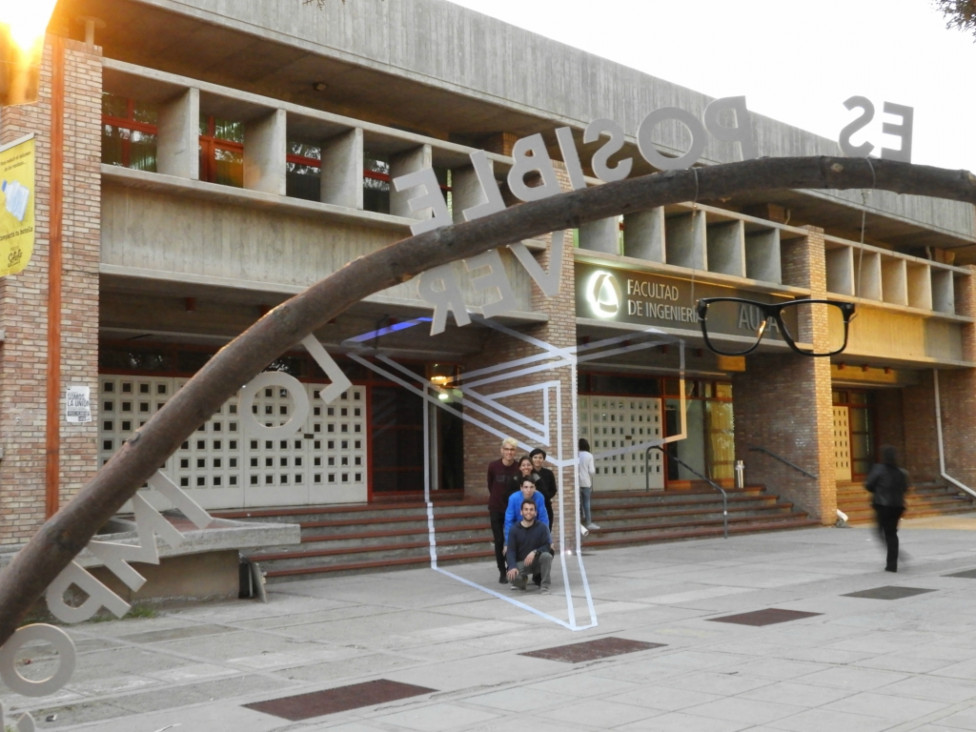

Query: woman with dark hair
left=577, top=438, right=598, bottom=531
left=865, top=445, right=909, bottom=572
left=510, top=455, right=539, bottom=496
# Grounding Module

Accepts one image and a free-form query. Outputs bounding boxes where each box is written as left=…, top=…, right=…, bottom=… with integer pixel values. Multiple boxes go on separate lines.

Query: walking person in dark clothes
left=487, top=437, right=521, bottom=583
left=865, top=445, right=909, bottom=572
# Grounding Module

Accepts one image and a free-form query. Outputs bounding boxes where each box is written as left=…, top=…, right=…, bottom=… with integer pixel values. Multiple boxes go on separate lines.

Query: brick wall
left=927, top=266, right=976, bottom=487
left=461, top=154, right=579, bottom=538
left=732, top=226, right=837, bottom=523
left=873, top=389, right=906, bottom=471
left=0, top=37, right=102, bottom=545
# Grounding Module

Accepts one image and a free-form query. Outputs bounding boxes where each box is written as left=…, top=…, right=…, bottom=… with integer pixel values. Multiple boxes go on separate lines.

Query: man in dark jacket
left=530, top=447, right=557, bottom=531
left=487, top=438, right=521, bottom=583
left=506, top=500, right=553, bottom=593
left=865, top=445, right=909, bottom=572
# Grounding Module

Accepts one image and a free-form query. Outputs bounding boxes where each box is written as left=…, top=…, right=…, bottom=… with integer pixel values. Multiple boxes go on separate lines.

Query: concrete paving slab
left=10, top=520, right=976, bottom=729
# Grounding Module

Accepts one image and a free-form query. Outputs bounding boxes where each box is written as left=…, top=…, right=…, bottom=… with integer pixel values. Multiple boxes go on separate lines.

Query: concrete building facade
left=2, top=0, right=975, bottom=549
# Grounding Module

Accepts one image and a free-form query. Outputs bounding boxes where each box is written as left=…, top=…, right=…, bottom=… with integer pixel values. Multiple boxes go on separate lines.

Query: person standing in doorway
left=578, top=438, right=598, bottom=531
left=487, top=438, right=521, bottom=583
left=865, top=444, right=909, bottom=573
left=530, top=448, right=557, bottom=531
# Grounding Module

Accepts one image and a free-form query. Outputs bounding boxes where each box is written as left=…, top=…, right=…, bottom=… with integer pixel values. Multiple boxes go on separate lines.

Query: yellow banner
left=0, top=135, right=35, bottom=277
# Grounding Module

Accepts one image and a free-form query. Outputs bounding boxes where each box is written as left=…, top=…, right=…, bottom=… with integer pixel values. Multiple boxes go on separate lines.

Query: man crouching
left=506, top=500, right=554, bottom=594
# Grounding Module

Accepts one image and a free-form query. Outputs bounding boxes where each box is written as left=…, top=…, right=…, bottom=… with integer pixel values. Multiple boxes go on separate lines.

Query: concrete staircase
left=214, top=484, right=817, bottom=581
left=836, top=480, right=976, bottom=525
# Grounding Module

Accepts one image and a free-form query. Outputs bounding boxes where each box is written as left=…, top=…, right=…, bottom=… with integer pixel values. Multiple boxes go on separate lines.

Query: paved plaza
left=6, top=514, right=976, bottom=730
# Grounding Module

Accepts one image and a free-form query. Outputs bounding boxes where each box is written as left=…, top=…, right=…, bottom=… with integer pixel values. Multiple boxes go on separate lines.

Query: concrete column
left=389, top=144, right=432, bottom=219
left=156, top=87, right=199, bottom=180
left=451, top=160, right=494, bottom=224
left=244, top=108, right=286, bottom=195
left=578, top=216, right=619, bottom=255
left=623, top=208, right=665, bottom=263
left=320, top=127, right=363, bottom=209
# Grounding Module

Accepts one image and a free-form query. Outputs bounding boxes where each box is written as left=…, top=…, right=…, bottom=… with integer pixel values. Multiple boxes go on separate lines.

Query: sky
left=446, top=0, right=976, bottom=173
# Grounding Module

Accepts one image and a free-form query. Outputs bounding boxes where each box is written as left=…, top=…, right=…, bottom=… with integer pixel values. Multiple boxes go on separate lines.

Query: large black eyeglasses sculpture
left=696, top=297, right=856, bottom=357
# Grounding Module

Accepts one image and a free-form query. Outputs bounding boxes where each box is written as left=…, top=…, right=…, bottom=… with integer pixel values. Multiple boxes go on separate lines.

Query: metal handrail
left=748, top=446, right=817, bottom=480
left=647, top=446, right=728, bottom=539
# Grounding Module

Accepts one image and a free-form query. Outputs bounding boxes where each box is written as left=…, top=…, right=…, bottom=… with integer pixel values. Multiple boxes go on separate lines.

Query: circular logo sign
left=586, top=270, right=622, bottom=319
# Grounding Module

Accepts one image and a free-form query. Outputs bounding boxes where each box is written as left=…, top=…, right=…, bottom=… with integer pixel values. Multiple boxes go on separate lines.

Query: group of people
left=489, top=435, right=908, bottom=588
left=486, top=437, right=600, bottom=592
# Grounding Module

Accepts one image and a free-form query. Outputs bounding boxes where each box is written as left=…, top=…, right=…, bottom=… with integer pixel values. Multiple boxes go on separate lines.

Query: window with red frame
left=199, top=117, right=244, bottom=187
left=286, top=142, right=323, bottom=201
left=102, top=93, right=158, bottom=171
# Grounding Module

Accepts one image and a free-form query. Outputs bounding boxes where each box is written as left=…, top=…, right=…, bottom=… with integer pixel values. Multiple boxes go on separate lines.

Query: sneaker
left=513, top=574, right=528, bottom=591
left=498, top=571, right=507, bottom=584
left=540, top=586, right=550, bottom=595
left=587, top=523, right=601, bottom=530
left=580, top=526, right=589, bottom=537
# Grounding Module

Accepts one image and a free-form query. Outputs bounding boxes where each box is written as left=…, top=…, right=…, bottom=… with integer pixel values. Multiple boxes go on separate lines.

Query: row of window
left=101, top=93, right=450, bottom=214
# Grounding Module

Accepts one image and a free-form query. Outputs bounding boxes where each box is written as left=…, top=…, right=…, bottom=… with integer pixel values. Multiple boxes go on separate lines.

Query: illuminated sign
left=576, top=264, right=790, bottom=345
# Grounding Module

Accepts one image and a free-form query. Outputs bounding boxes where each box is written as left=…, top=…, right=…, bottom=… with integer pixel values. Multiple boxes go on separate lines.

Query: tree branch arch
left=0, top=156, right=974, bottom=646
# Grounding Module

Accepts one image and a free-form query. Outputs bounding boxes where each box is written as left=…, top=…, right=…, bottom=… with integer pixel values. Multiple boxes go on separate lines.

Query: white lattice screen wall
left=99, top=375, right=367, bottom=509
left=578, top=395, right=664, bottom=491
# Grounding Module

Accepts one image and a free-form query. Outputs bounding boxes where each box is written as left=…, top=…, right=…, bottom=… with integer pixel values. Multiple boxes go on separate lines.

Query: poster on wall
left=0, top=134, right=35, bottom=277
left=66, top=385, right=91, bottom=424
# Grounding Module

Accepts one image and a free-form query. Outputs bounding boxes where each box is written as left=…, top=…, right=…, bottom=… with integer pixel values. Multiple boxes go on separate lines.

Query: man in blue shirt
left=503, top=478, right=549, bottom=547
left=506, top=500, right=553, bottom=593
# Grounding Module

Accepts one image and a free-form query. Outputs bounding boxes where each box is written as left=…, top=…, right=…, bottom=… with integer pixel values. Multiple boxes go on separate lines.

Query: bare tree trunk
left=0, top=156, right=974, bottom=646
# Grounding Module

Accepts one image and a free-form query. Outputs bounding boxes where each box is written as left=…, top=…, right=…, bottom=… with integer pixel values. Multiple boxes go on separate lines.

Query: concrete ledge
left=0, top=512, right=301, bottom=606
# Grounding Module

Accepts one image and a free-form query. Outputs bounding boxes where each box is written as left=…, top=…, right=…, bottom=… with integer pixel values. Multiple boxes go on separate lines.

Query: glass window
left=286, top=141, right=322, bottom=201
left=363, top=152, right=390, bottom=213
left=200, top=116, right=244, bottom=187
left=102, top=93, right=158, bottom=171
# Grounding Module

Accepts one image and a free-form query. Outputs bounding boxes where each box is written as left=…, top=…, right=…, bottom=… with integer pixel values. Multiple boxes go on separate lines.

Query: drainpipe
left=45, top=34, right=65, bottom=518
left=933, top=369, right=976, bottom=500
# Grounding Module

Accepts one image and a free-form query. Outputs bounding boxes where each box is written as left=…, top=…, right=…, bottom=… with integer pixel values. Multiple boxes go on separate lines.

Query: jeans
left=580, top=486, right=593, bottom=525
left=516, top=551, right=552, bottom=588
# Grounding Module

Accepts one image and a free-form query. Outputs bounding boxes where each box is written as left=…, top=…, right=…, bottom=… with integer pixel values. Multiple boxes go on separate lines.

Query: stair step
left=836, top=480, right=976, bottom=525
left=215, top=484, right=823, bottom=580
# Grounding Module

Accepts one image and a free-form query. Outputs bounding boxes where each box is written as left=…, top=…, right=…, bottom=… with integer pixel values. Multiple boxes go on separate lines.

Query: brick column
left=925, top=265, right=976, bottom=486
left=0, top=37, right=102, bottom=545
left=461, top=151, right=579, bottom=542
left=732, top=226, right=837, bottom=523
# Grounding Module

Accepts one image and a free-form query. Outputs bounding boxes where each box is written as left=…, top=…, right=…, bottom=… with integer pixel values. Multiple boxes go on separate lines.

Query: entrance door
left=665, top=398, right=707, bottom=482
left=832, top=406, right=852, bottom=482
left=832, top=389, right=874, bottom=480
left=369, top=385, right=425, bottom=495
left=577, top=395, right=664, bottom=491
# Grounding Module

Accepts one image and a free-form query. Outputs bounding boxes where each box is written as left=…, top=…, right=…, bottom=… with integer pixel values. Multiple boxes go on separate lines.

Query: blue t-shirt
left=504, top=491, right=549, bottom=542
